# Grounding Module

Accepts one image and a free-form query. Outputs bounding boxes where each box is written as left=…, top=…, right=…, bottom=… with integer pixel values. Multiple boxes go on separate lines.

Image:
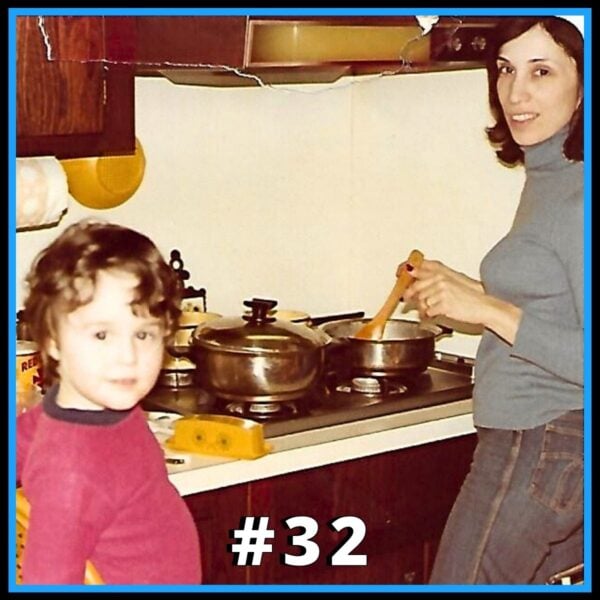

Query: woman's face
left=496, top=24, right=581, bottom=147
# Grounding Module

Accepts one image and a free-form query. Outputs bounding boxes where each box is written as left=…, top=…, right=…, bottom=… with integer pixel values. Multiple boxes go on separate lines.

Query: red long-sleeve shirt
left=17, top=387, right=202, bottom=585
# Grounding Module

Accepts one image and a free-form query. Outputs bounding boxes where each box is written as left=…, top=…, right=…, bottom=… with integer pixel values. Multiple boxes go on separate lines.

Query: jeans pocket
left=529, top=412, right=583, bottom=513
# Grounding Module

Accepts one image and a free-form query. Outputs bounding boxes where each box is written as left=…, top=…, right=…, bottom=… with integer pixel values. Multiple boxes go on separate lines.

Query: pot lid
left=191, top=298, right=330, bottom=354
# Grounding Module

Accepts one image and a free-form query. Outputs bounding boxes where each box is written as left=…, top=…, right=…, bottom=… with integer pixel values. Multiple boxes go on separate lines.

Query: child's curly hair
left=23, top=220, right=182, bottom=385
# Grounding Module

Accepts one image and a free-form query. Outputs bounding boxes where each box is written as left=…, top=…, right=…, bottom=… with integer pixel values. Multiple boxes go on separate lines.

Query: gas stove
left=142, top=352, right=474, bottom=438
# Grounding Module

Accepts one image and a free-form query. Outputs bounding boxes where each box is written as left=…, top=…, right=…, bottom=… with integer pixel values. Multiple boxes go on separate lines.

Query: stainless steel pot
left=320, top=318, right=452, bottom=377
left=190, top=299, right=331, bottom=403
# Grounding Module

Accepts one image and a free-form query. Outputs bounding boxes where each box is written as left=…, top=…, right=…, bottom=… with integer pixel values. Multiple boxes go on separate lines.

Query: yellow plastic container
left=165, top=414, right=272, bottom=460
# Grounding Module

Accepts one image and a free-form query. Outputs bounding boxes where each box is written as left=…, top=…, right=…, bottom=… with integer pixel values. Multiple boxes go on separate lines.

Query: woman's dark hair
left=485, top=17, right=583, bottom=165
left=23, top=219, right=182, bottom=384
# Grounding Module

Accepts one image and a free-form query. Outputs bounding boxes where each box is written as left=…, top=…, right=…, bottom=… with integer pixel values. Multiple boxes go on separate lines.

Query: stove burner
left=222, top=400, right=301, bottom=420
left=143, top=354, right=475, bottom=438
left=335, top=377, right=408, bottom=397
left=351, top=377, right=381, bottom=394
left=249, top=402, right=283, bottom=414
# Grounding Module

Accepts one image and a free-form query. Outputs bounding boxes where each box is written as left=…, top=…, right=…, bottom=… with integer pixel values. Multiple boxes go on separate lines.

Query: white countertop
left=150, top=399, right=475, bottom=496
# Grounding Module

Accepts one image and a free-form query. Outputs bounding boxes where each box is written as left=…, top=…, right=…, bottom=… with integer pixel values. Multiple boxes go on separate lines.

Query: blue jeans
left=429, top=409, right=583, bottom=584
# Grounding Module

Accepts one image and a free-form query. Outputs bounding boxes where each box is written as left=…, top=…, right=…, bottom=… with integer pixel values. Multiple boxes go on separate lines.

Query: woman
left=403, top=17, right=584, bottom=584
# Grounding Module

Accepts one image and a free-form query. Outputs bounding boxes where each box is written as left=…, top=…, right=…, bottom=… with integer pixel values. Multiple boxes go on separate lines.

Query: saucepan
left=190, top=298, right=330, bottom=403
left=319, top=318, right=452, bottom=377
left=188, top=298, right=365, bottom=403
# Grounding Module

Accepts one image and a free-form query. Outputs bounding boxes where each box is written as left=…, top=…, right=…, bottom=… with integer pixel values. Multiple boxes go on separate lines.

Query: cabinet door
left=248, top=467, right=340, bottom=584
left=183, top=433, right=476, bottom=585
left=245, top=434, right=476, bottom=584
left=184, top=483, right=249, bottom=584
left=420, top=434, right=478, bottom=582
left=134, top=16, right=247, bottom=67
left=328, top=434, right=476, bottom=584
left=244, top=449, right=424, bottom=584
left=16, top=16, right=135, bottom=158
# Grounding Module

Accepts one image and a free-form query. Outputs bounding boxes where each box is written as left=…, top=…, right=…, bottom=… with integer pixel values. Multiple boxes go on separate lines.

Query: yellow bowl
left=60, top=138, right=146, bottom=209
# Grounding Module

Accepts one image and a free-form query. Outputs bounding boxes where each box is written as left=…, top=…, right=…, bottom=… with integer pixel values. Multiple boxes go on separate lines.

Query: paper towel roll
left=16, top=157, right=73, bottom=230
left=560, top=15, right=584, bottom=36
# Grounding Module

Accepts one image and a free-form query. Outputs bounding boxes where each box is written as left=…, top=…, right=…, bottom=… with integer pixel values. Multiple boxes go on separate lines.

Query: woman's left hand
left=403, top=260, right=487, bottom=325
left=403, top=259, right=523, bottom=344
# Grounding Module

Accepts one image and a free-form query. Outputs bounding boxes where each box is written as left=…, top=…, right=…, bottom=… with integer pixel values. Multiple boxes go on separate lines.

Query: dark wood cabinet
left=133, top=16, right=247, bottom=67
left=183, top=483, right=248, bottom=584
left=16, top=16, right=136, bottom=159
left=15, top=14, right=499, bottom=155
left=184, top=433, right=476, bottom=584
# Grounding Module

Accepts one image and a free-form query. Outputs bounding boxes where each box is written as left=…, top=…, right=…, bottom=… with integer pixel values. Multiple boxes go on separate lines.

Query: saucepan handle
left=308, top=311, right=365, bottom=327
left=434, top=324, right=454, bottom=339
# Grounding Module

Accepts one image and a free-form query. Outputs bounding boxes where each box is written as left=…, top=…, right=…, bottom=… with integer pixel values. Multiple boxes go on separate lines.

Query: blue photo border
left=8, top=6, right=591, bottom=593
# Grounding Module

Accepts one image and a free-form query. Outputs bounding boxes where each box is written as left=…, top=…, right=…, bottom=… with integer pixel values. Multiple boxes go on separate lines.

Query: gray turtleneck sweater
left=473, top=128, right=584, bottom=429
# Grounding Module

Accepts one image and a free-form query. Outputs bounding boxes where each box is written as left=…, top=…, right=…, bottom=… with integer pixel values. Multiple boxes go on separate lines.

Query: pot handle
left=243, top=298, right=278, bottom=324
left=309, top=311, right=365, bottom=327
left=434, top=324, right=454, bottom=339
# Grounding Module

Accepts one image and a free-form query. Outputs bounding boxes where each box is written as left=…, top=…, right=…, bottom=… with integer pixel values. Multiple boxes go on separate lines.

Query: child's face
left=48, top=269, right=165, bottom=411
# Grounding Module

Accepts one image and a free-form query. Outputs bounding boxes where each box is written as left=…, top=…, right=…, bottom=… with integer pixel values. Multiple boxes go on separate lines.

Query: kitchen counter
left=154, top=399, right=475, bottom=496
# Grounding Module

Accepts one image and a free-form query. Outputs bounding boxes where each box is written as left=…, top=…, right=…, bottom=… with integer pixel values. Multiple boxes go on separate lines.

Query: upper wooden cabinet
left=133, top=16, right=247, bottom=67
left=16, top=16, right=136, bottom=159
left=15, top=15, right=499, bottom=156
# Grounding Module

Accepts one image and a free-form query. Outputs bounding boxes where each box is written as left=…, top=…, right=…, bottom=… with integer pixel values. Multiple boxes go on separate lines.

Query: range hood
left=133, top=16, right=496, bottom=87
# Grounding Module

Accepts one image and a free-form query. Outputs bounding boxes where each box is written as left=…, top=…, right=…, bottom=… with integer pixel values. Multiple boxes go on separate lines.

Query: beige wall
left=15, top=68, right=524, bottom=357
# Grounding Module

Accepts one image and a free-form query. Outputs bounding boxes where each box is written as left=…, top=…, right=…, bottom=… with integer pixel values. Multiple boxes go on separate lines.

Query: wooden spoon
left=354, top=249, right=424, bottom=340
